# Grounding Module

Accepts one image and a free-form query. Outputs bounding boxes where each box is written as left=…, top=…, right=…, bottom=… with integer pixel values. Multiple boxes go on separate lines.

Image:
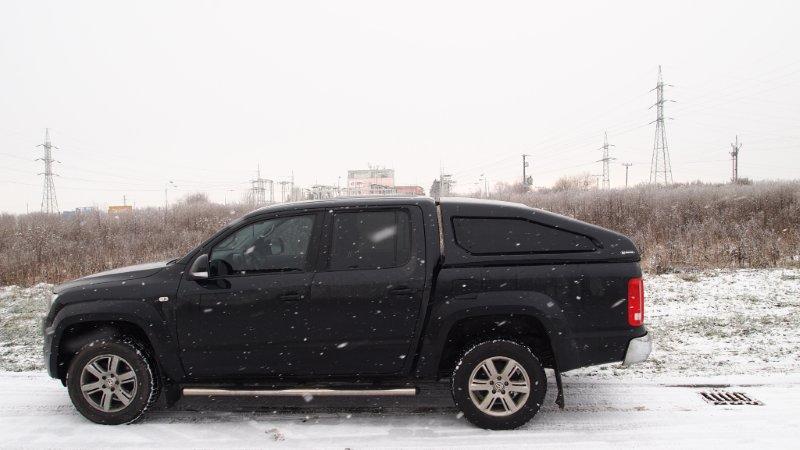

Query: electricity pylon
left=649, top=65, right=674, bottom=185
left=36, top=128, right=59, bottom=213
left=730, top=136, right=742, bottom=183
left=598, top=132, right=615, bottom=189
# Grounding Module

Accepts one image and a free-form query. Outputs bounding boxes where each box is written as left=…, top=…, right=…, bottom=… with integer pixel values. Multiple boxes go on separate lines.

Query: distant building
left=347, top=167, right=395, bottom=196
left=308, top=184, right=338, bottom=200
left=75, top=206, right=99, bottom=214
left=395, top=185, right=424, bottom=196
left=62, top=206, right=99, bottom=218
left=108, top=205, right=133, bottom=214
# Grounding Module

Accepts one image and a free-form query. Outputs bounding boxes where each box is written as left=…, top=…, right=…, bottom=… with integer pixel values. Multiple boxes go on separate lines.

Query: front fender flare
left=46, top=300, right=185, bottom=381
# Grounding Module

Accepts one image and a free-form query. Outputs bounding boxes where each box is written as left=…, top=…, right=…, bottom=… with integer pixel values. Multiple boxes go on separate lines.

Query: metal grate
left=699, top=390, right=763, bottom=406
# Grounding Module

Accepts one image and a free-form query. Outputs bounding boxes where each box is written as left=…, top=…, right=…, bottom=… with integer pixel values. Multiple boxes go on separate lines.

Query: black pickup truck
left=43, top=197, right=650, bottom=429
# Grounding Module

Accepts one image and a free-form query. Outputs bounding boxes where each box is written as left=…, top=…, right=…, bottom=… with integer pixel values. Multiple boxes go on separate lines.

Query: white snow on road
left=0, top=371, right=798, bottom=448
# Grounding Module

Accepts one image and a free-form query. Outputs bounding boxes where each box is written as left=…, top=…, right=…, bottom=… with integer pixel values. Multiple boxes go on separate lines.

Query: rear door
left=301, top=205, right=427, bottom=375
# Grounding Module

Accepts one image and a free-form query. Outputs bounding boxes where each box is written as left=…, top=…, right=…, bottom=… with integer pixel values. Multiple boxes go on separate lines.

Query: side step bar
left=183, top=387, right=417, bottom=397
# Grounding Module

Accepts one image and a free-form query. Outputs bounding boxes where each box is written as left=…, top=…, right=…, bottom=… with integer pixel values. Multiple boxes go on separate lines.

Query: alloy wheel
left=467, top=356, right=531, bottom=416
left=79, top=354, right=138, bottom=413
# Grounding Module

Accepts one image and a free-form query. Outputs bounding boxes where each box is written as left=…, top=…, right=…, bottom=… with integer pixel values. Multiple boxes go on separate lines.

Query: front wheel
left=451, top=340, right=547, bottom=430
left=66, top=338, right=157, bottom=425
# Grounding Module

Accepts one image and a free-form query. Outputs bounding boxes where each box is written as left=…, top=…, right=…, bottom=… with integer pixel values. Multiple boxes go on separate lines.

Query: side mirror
left=189, top=254, right=209, bottom=279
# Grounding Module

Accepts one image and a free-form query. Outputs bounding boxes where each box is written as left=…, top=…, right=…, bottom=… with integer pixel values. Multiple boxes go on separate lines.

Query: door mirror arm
left=189, top=254, right=209, bottom=279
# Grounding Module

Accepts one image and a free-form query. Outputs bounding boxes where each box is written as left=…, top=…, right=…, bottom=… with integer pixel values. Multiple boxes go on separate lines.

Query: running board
left=182, top=387, right=417, bottom=397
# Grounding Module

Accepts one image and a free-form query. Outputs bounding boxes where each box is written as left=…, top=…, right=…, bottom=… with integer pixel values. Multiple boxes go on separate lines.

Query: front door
left=175, top=212, right=321, bottom=379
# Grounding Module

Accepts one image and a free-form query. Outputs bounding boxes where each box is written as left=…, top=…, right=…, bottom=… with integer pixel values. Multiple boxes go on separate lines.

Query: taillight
left=627, top=277, right=644, bottom=327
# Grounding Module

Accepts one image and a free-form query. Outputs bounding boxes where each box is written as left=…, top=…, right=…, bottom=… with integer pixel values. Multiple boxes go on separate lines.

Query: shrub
left=0, top=202, right=248, bottom=286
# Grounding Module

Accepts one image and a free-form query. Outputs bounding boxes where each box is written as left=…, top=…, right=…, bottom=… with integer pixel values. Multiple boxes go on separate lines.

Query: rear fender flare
left=414, top=290, right=578, bottom=378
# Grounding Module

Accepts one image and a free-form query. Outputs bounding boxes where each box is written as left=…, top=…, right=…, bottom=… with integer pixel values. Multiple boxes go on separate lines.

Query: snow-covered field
left=1, top=269, right=799, bottom=447
left=3, top=269, right=799, bottom=377
left=573, top=268, right=800, bottom=379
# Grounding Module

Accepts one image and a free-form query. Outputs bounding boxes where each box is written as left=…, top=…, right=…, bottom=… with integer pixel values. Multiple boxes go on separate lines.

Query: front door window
left=209, top=215, right=314, bottom=276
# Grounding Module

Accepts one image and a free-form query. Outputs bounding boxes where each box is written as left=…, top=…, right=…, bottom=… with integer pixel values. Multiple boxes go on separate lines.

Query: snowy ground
left=0, top=371, right=798, bottom=448
left=573, top=268, right=800, bottom=379
left=3, top=269, right=799, bottom=377
left=1, top=269, right=799, bottom=447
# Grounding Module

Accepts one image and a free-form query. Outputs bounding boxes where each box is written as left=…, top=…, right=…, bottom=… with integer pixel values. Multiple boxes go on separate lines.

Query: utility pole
left=36, top=128, right=59, bottom=213
left=649, top=65, right=675, bottom=185
left=522, top=154, right=532, bottom=187
left=598, top=132, right=615, bottom=189
left=622, top=163, right=633, bottom=188
left=730, top=136, right=742, bottom=183
left=591, top=174, right=602, bottom=190
left=164, top=180, right=176, bottom=221
left=479, top=174, right=488, bottom=197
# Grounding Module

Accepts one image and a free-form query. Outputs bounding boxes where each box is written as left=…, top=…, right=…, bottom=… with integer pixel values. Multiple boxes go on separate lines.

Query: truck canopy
left=438, top=197, right=640, bottom=267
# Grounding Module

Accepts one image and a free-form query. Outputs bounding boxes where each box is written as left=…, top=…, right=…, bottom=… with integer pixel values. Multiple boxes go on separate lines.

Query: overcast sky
left=1, top=0, right=799, bottom=213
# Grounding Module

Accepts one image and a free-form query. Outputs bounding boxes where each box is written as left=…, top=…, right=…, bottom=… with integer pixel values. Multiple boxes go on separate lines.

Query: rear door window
left=329, top=210, right=411, bottom=270
left=452, top=217, right=595, bottom=254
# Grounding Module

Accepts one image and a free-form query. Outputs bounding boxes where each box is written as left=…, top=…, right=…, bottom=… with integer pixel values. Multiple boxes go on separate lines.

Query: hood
left=54, top=260, right=173, bottom=293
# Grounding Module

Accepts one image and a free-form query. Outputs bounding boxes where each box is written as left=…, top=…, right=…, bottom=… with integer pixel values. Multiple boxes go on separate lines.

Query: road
left=1, top=371, right=797, bottom=448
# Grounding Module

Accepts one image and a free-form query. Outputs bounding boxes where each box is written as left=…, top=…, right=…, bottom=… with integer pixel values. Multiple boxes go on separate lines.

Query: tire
left=66, top=337, right=158, bottom=425
left=451, top=339, right=547, bottom=430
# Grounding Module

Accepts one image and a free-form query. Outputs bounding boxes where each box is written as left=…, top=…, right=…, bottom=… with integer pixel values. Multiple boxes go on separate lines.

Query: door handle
left=389, top=286, right=413, bottom=295
left=279, top=292, right=302, bottom=301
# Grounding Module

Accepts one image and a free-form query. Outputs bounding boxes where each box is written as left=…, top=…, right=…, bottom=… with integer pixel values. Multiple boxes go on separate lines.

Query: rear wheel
left=451, top=340, right=547, bottom=430
left=66, top=338, right=157, bottom=425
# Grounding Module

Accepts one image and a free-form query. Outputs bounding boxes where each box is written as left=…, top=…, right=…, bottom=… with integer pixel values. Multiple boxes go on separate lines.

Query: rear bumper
left=622, top=332, right=652, bottom=367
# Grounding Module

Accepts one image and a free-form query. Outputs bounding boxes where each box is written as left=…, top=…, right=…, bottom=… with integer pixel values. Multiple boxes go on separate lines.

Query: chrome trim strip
left=182, top=387, right=417, bottom=397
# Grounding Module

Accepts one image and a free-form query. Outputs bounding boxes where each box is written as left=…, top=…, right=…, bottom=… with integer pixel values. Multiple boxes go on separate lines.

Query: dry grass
left=0, top=198, right=248, bottom=286
left=0, top=182, right=798, bottom=286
